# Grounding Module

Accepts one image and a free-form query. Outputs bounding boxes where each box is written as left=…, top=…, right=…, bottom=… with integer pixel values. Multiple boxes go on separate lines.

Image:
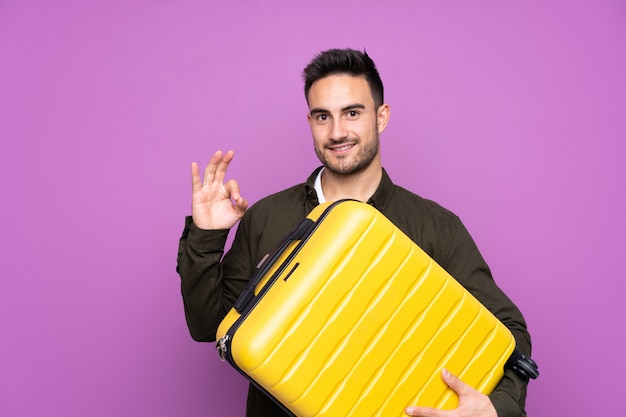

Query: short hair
left=302, top=48, right=384, bottom=108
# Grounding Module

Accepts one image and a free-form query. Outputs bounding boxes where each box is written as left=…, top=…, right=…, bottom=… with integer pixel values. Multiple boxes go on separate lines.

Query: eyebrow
left=309, top=103, right=366, bottom=117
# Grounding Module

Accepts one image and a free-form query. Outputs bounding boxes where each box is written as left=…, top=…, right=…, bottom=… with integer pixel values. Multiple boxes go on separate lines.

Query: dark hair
left=302, top=48, right=384, bottom=108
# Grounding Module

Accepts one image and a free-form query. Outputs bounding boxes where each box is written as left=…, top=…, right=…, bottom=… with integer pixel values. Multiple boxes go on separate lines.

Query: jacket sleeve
left=442, top=219, right=531, bottom=417
left=176, top=216, right=252, bottom=342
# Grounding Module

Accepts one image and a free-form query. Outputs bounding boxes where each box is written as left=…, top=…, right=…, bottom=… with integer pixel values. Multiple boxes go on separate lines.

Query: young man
left=177, top=49, right=532, bottom=417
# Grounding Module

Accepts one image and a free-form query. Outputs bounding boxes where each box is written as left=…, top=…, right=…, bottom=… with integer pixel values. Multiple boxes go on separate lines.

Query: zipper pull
left=216, top=335, right=230, bottom=361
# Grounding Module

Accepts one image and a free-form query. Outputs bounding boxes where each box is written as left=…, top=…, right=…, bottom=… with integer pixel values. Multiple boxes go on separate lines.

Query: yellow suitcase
left=216, top=200, right=537, bottom=416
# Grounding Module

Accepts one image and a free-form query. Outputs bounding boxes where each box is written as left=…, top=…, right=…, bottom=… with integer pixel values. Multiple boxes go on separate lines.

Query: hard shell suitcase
left=216, top=200, right=538, bottom=417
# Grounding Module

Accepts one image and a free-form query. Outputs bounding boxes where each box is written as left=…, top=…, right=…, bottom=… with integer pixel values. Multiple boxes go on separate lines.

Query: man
left=177, top=49, right=532, bottom=416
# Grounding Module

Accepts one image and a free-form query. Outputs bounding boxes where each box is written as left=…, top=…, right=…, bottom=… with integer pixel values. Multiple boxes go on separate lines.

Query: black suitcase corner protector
left=505, top=347, right=539, bottom=381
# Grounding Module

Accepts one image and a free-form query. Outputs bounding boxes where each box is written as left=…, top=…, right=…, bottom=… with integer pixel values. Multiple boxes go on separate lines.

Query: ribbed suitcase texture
left=216, top=200, right=517, bottom=416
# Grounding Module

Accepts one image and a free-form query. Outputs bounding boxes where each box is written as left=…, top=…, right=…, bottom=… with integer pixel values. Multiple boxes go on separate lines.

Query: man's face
left=307, top=74, right=389, bottom=175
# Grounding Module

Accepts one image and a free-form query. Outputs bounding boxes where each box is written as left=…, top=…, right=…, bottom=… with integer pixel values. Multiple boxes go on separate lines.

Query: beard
left=315, top=133, right=380, bottom=176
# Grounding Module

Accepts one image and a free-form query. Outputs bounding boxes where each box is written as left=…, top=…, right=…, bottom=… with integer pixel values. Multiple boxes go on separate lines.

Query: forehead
left=307, top=74, right=374, bottom=110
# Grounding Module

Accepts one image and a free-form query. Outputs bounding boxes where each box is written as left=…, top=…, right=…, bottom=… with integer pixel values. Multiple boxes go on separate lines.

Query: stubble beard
left=315, top=131, right=380, bottom=176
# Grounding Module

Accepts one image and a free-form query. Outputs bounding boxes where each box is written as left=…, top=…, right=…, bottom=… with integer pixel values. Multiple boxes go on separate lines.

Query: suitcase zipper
left=217, top=334, right=230, bottom=362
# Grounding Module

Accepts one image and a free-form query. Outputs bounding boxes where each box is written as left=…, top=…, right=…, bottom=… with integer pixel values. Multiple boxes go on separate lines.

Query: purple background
left=1, top=1, right=624, bottom=416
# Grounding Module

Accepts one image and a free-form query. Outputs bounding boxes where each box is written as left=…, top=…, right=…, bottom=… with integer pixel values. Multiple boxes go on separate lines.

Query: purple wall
left=1, top=1, right=624, bottom=416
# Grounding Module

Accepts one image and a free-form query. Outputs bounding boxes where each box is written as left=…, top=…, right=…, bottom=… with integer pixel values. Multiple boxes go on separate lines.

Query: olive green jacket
left=177, top=167, right=531, bottom=416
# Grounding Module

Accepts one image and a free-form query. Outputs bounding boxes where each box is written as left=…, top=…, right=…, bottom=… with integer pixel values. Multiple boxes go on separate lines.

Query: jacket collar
left=304, top=167, right=395, bottom=214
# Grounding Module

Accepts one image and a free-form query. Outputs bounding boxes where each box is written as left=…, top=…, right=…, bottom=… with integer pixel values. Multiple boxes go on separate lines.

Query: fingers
left=404, top=370, right=464, bottom=416
left=212, top=149, right=235, bottom=185
left=405, top=405, right=447, bottom=417
left=191, top=161, right=201, bottom=193
left=440, top=368, right=471, bottom=397
left=202, top=150, right=223, bottom=186
left=196, top=150, right=236, bottom=187
left=192, top=150, right=246, bottom=208
left=224, top=179, right=248, bottom=214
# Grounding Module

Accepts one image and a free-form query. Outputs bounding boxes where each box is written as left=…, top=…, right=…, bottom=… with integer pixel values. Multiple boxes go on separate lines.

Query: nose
left=329, top=118, right=348, bottom=141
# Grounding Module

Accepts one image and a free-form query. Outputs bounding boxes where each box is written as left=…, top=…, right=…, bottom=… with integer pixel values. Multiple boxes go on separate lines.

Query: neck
left=320, top=163, right=382, bottom=203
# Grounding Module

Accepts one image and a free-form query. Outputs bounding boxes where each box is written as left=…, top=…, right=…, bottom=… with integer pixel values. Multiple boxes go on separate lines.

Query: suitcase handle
left=233, top=217, right=316, bottom=313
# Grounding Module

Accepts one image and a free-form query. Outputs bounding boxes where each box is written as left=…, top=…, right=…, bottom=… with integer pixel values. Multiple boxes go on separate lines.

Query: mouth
left=327, top=142, right=356, bottom=155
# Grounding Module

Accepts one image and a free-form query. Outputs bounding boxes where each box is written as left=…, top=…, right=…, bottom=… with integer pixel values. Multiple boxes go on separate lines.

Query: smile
left=328, top=143, right=355, bottom=153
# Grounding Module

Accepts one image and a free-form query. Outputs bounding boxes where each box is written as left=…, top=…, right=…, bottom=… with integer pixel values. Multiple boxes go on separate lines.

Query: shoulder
left=388, top=184, right=461, bottom=226
left=377, top=169, right=460, bottom=229
left=384, top=184, right=471, bottom=264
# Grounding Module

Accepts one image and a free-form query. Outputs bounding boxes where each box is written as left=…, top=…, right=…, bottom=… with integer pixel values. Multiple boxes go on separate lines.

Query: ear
left=377, top=104, right=390, bottom=134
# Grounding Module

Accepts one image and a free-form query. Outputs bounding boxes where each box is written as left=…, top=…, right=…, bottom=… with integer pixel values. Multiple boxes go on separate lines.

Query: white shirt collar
left=314, top=168, right=326, bottom=204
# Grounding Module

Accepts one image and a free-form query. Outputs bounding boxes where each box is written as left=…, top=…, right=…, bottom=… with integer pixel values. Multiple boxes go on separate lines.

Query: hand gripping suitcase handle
left=233, top=217, right=316, bottom=313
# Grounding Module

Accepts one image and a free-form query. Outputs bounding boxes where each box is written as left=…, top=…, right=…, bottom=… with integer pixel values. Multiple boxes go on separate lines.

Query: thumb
left=224, top=180, right=248, bottom=215
left=233, top=194, right=248, bottom=215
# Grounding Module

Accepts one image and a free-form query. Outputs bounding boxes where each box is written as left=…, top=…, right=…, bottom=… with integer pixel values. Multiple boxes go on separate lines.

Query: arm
left=406, top=218, right=531, bottom=417
left=175, top=150, right=249, bottom=342
left=444, top=220, right=531, bottom=417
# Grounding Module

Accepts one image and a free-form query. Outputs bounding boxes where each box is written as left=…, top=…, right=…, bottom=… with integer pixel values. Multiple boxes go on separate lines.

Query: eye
left=316, top=114, right=329, bottom=123
left=347, top=110, right=359, bottom=118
